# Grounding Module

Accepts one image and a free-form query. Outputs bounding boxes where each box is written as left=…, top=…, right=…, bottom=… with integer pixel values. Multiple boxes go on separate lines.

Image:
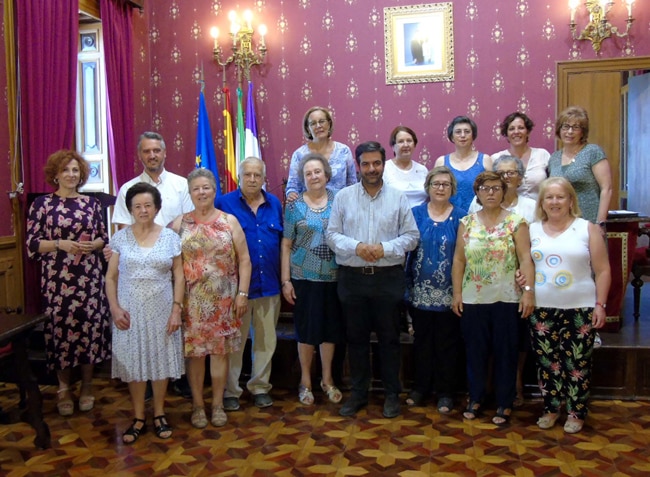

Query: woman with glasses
left=404, top=166, right=465, bottom=413
left=452, top=171, right=535, bottom=426
left=548, top=106, right=612, bottom=224
left=434, top=116, right=492, bottom=211
left=383, top=126, right=428, bottom=207
left=286, top=106, right=357, bottom=202
left=468, top=155, right=536, bottom=408
left=492, top=112, right=550, bottom=201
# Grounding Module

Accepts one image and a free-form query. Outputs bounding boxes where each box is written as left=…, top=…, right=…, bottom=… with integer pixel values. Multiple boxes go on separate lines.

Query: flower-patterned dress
left=26, top=194, right=111, bottom=371
left=179, top=211, right=241, bottom=357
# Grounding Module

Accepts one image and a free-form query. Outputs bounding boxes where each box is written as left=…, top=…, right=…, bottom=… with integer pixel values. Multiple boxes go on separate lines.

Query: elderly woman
left=452, top=171, right=535, bottom=426
left=404, top=166, right=465, bottom=413
left=26, top=150, right=111, bottom=416
left=435, top=116, right=492, bottom=211
left=170, top=169, right=251, bottom=428
left=106, top=183, right=185, bottom=444
left=285, top=106, right=357, bottom=202
left=468, top=155, right=537, bottom=408
left=548, top=106, right=612, bottom=224
left=383, top=126, right=428, bottom=207
left=529, top=177, right=610, bottom=433
left=492, top=112, right=550, bottom=201
left=282, top=153, right=344, bottom=405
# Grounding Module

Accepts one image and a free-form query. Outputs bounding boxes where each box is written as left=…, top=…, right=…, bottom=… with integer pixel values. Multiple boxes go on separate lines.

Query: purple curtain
left=17, top=1, right=78, bottom=193
left=101, top=0, right=136, bottom=190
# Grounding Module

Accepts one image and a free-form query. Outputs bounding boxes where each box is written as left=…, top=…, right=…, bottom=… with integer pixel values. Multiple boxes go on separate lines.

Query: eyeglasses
left=561, top=123, right=582, bottom=132
left=308, top=119, right=328, bottom=128
left=478, top=185, right=503, bottom=193
left=497, top=170, right=520, bottom=178
left=429, top=182, right=452, bottom=189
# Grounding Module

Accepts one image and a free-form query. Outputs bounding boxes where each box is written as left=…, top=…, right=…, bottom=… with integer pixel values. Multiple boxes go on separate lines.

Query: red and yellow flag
left=223, top=86, right=237, bottom=192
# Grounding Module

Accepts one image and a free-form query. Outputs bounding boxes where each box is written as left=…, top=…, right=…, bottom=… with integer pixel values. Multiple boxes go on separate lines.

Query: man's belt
left=341, top=265, right=402, bottom=275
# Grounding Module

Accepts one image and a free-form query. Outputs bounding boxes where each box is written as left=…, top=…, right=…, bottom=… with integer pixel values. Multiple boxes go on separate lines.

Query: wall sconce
left=211, top=10, right=267, bottom=84
left=569, top=0, right=634, bottom=53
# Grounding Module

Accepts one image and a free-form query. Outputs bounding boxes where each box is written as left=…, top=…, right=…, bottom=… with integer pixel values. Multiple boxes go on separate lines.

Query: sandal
left=122, top=418, right=146, bottom=444
left=320, top=381, right=342, bottom=404
left=57, top=388, right=74, bottom=416
left=564, top=416, right=584, bottom=434
left=153, top=415, right=172, bottom=439
left=211, top=406, right=227, bottom=427
left=298, top=385, right=314, bottom=405
left=437, top=396, right=454, bottom=414
left=405, top=391, right=424, bottom=407
left=463, top=401, right=481, bottom=420
left=191, top=407, right=208, bottom=429
left=79, top=383, right=95, bottom=412
left=492, top=407, right=512, bottom=426
left=537, top=412, right=560, bottom=429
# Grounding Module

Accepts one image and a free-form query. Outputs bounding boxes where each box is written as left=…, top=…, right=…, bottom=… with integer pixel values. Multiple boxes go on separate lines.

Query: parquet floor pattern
left=1, top=380, right=650, bottom=476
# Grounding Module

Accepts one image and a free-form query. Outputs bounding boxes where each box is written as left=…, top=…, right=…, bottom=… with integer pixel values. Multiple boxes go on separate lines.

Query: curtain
left=16, top=0, right=78, bottom=194
left=101, top=0, right=136, bottom=191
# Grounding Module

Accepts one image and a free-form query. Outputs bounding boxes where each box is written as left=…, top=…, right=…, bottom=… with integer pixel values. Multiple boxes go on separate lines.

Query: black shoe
left=339, top=395, right=368, bottom=417
left=172, top=377, right=192, bottom=399
left=253, top=393, right=273, bottom=408
left=144, top=381, right=153, bottom=402
left=383, top=394, right=401, bottom=418
left=223, top=397, right=241, bottom=411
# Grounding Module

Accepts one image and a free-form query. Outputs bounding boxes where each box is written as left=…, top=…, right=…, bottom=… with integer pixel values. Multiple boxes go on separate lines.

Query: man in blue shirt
left=326, top=141, right=419, bottom=418
left=215, top=157, right=283, bottom=410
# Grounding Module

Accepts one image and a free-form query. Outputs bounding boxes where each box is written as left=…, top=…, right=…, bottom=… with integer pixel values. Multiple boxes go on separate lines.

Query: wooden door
left=557, top=57, right=650, bottom=210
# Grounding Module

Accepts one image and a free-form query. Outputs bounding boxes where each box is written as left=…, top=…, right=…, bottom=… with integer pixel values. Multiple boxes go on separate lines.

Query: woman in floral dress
left=26, top=150, right=111, bottom=416
left=451, top=171, right=535, bottom=426
left=170, top=168, right=251, bottom=429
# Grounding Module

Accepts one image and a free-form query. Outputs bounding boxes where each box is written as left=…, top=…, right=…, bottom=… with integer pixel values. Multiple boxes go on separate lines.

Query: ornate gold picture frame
left=384, top=3, right=454, bottom=84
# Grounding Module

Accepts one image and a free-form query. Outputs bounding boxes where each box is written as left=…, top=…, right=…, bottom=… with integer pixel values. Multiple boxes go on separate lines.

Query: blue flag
left=195, top=90, right=221, bottom=196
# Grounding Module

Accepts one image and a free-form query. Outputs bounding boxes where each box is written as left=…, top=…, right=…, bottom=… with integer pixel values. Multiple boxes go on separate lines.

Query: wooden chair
left=631, top=225, right=650, bottom=321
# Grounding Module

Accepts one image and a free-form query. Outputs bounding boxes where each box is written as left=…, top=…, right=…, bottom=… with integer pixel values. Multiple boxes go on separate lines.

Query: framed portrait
left=384, top=3, right=454, bottom=84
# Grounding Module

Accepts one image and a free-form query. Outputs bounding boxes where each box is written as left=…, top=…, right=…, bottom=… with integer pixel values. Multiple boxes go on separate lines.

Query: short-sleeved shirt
left=285, top=142, right=357, bottom=197
left=112, top=169, right=194, bottom=226
left=460, top=212, right=526, bottom=304
left=548, top=143, right=607, bottom=223
left=383, top=159, right=429, bottom=208
left=215, top=189, right=283, bottom=299
left=283, top=190, right=337, bottom=282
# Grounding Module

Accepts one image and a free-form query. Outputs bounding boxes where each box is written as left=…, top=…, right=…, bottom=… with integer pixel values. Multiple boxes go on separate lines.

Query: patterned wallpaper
left=131, top=0, right=650, bottom=200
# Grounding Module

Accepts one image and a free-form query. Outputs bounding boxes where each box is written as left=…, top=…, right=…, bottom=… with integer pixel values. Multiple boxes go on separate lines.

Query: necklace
left=304, top=193, right=328, bottom=213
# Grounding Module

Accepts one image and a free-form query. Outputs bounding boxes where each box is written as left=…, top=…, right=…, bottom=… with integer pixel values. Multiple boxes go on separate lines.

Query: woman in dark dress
left=26, top=150, right=111, bottom=416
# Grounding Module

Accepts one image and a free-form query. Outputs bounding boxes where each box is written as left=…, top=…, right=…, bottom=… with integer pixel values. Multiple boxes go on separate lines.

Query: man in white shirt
left=326, top=141, right=419, bottom=419
left=112, top=131, right=193, bottom=228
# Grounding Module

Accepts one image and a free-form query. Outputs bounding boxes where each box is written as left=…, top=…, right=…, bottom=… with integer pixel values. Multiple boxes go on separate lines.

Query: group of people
left=25, top=105, right=611, bottom=445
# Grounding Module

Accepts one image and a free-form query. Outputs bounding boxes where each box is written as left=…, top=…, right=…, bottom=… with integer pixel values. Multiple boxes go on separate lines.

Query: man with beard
left=326, top=141, right=419, bottom=419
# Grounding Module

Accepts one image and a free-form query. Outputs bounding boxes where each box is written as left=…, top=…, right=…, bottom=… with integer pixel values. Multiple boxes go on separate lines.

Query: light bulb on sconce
left=212, top=9, right=267, bottom=83
left=569, top=0, right=635, bottom=53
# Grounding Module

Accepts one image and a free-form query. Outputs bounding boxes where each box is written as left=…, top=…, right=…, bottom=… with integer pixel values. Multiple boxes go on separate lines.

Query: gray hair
left=238, top=157, right=266, bottom=178
left=187, top=168, right=217, bottom=190
left=493, top=154, right=525, bottom=177
left=298, top=153, right=332, bottom=183
left=138, top=131, right=166, bottom=151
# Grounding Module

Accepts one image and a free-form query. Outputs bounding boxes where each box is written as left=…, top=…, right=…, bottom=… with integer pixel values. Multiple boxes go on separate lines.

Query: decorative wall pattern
left=131, top=1, right=650, bottom=199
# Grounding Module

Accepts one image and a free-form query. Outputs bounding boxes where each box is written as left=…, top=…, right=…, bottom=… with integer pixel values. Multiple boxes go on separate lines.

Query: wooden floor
left=1, top=283, right=650, bottom=476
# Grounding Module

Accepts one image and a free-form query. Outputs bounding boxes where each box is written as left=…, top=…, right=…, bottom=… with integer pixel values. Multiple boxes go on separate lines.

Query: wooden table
left=0, top=313, right=50, bottom=449
left=604, top=216, right=650, bottom=332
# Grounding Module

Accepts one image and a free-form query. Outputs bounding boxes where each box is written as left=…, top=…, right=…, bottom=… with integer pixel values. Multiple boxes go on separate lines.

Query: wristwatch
left=523, top=285, right=533, bottom=292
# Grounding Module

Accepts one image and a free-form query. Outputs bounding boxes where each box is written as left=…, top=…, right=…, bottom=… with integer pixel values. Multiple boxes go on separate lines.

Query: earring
left=54, top=178, right=59, bottom=184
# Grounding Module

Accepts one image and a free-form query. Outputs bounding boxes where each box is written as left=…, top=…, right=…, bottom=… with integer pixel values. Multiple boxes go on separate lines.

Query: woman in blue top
left=435, top=116, right=492, bottom=211
left=286, top=106, right=357, bottom=202
left=405, top=166, right=466, bottom=413
left=281, top=153, right=344, bottom=406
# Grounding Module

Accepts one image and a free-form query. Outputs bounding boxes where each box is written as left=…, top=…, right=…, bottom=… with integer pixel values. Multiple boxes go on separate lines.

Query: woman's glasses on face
left=429, top=181, right=452, bottom=190
left=561, top=123, right=582, bottom=132
left=478, top=185, right=503, bottom=193
left=308, top=119, right=328, bottom=128
left=497, top=170, right=520, bottom=178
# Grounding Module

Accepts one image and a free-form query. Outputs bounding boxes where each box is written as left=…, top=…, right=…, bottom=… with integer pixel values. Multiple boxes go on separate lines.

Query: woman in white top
left=383, top=126, right=428, bottom=207
left=528, top=177, right=610, bottom=434
left=492, top=112, right=550, bottom=201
